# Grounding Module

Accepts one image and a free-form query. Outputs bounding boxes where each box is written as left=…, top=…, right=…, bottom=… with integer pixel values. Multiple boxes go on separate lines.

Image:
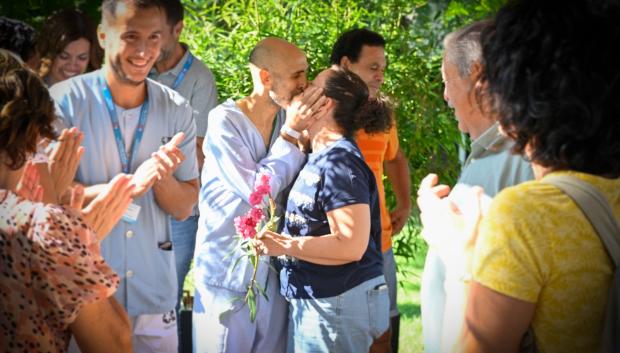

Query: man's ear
left=339, top=56, right=352, bottom=69
left=97, top=24, right=106, bottom=50
left=259, top=68, right=271, bottom=87
left=469, top=61, right=482, bottom=82
left=173, top=20, right=184, bottom=39
left=470, top=62, right=488, bottom=93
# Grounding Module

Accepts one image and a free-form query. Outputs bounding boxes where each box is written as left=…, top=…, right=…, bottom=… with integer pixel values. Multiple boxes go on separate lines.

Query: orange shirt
left=355, top=124, right=399, bottom=252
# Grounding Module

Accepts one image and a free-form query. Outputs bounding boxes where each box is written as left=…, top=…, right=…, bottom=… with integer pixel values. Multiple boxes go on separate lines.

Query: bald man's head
left=249, top=37, right=303, bottom=70
left=248, top=37, right=308, bottom=108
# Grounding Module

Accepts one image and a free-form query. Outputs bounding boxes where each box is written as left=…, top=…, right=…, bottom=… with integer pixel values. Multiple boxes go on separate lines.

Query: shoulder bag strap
left=544, top=175, right=620, bottom=268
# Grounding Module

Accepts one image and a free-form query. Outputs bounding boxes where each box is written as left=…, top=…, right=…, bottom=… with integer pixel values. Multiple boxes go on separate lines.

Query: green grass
left=395, top=250, right=426, bottom=353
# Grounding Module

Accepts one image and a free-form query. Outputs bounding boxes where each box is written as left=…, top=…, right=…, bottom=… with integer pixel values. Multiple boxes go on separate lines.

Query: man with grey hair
left=418, top=20, right=533, bottom=353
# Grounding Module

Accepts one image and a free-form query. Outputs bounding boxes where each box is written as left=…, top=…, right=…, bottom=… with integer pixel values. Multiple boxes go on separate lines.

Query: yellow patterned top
left=473, top=171, right=620, bottom=353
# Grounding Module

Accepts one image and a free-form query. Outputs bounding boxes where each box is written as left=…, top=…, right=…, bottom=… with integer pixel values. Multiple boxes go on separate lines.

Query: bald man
left=192, top=37, right=325, bottom=353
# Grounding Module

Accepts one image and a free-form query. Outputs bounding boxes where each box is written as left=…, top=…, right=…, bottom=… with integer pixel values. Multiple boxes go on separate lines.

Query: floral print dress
left=0, top=190, right=119, bottom=352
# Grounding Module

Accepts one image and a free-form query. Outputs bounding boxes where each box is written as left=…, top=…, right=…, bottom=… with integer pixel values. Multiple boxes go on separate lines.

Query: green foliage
left=181, top=0, right=472, bottom=265
left=183, top=0, right=504, bottom=262
left=1, top=0, right=100, bottom=29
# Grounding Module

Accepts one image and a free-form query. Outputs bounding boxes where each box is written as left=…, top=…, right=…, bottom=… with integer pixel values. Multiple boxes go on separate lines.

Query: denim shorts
left=287, top=275, right=389, bottom=353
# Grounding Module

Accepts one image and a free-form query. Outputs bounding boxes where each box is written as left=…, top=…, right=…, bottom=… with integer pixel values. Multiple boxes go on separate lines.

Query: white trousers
left=68, top=310, right=178, bottom=353
left=192, top=270, right=287, bottom=353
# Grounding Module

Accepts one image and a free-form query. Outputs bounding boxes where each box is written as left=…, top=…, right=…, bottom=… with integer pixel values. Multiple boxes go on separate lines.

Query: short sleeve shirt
left=0, top=190, right=119, bottom=352
left=355, top=124, right=400, bottom=252
left=473, top=171, right=619, bottom=352
left=50, top=69, right=198, bottom=315
left=149, top=45, right=218, bottom=137
left=458, top=122, right=533, bottom=197
left=280, top=137, right=384, bottom=299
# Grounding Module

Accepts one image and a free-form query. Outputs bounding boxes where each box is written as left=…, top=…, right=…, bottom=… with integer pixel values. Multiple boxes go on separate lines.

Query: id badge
left=122, top=202, right=141, bottom=223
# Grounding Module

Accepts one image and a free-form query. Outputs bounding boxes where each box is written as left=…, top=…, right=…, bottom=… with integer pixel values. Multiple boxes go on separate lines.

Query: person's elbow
left=113, top=325, right=132, bottom=353
left=336, top=233, right=368, bottom=261
left=171, top=205, right=194, bottom=221
left=71, top=298, right=133, bottom=353
left=171, top=180, right=199, bottom=221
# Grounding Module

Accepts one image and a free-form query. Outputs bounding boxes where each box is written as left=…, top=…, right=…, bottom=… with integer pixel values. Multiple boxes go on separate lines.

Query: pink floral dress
left=0, top=190, right=119, bottom=352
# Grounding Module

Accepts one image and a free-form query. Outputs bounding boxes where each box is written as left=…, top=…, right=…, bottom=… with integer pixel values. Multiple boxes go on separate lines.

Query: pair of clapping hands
left=16, top=128, right=187, bottom=239
left=416, top=174, right=492, bottom=272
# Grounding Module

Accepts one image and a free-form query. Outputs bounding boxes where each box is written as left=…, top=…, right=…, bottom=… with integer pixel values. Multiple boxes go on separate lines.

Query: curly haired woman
left=0, top=49, right=133, bottom=353
left=458, top=1, right=620, bottom=352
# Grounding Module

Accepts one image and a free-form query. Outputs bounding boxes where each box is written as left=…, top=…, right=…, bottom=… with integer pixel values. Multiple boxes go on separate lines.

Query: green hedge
left=181, top=0, right=501, bottom=259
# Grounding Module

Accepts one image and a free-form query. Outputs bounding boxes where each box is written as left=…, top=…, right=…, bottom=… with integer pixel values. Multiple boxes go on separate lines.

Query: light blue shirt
left=50, top=69, right=199, bottom=315
left=148, top=45, right=218, bottom=137
left=419, top=122, right=533, bottom=353
left=150, top=45, right=218, bottom=217
left=458, top=122, right=534, bottom=196
left=194, top=99, right=306, bottom=299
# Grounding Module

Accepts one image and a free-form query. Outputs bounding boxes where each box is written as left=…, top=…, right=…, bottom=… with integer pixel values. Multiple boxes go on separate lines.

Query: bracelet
left=279, top=131, right=299, bottom=148
left=280, top=125, right=301, bottom=140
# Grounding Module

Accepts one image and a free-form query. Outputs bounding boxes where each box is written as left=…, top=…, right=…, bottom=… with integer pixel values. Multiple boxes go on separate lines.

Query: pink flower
left=235, top=214, right=258, bottom=239
left=259, top=173, right=270, bottom=187
left=233, top=215, right=244, bottom=233
left=242, top=226, right=257, bottom=239
left=232, top=172, right=277, bottom=321
left=249, top=175, right=272, bottom=206
left=248, top=191, right=264, bottom=206
left=249, top=207, right=264, bottom=222
left=255, top=184, right=270, bottom=197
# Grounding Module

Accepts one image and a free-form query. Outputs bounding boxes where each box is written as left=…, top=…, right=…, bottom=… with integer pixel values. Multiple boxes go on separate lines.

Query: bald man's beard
left=109, top=55, right=145, bottom=86
left=269, top=85, right=303, bottom=109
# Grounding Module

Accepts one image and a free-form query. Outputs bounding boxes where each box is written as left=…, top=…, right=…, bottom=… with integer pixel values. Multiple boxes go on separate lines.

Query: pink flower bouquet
left=232, top=173, right=278, bottom=321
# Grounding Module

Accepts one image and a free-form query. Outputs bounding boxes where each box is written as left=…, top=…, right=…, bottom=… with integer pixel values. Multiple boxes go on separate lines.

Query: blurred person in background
left=330, top=29, right=411, bottom=353
left=0, top=16, right=39, bottom=70
left=36, top=9, right=102, bottom=87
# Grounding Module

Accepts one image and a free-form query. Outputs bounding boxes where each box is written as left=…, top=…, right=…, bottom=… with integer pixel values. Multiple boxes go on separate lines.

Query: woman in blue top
left=255, top=67, right=393, bottom=352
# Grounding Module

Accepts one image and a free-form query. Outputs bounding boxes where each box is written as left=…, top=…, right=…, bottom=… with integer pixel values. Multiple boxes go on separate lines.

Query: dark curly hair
left=323, top=68, right=392, bottom=137
left=36, top=9, right=102, bottom=81
left=480, top=0, right=620, bottom=177
left=0, top=49, right=56, bottom=170
left=0, top=17, right=37, bottom=64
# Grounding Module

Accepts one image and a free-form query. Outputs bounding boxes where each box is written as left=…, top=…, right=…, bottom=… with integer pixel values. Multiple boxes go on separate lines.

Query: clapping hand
left=15, top=160, right=44, bottom=202
left=130, top=132, right=186, bottom=197
left=48, top=127, right=85, bottom=197
left=417, top=173, right=485, bottom=272
left=73, top=174, right=135, bottom=239
left=416, top=173, right=460, bottom=249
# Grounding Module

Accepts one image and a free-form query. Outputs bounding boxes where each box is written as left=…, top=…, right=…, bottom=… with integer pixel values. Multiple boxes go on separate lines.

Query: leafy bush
left=0, top=1, right=100, bottom=29
left=182, top=0, right=501, bottom=261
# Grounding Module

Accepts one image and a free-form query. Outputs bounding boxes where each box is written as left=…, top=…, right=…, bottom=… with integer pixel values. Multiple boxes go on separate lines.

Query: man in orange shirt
left=331, top=28, right=411, bottom=353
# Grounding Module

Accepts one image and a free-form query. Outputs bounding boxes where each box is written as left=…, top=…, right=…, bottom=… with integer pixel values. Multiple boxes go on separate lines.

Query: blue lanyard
left=171, top=54, right=194, bottom=90
left=100, top=77, right=149, bottom=174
